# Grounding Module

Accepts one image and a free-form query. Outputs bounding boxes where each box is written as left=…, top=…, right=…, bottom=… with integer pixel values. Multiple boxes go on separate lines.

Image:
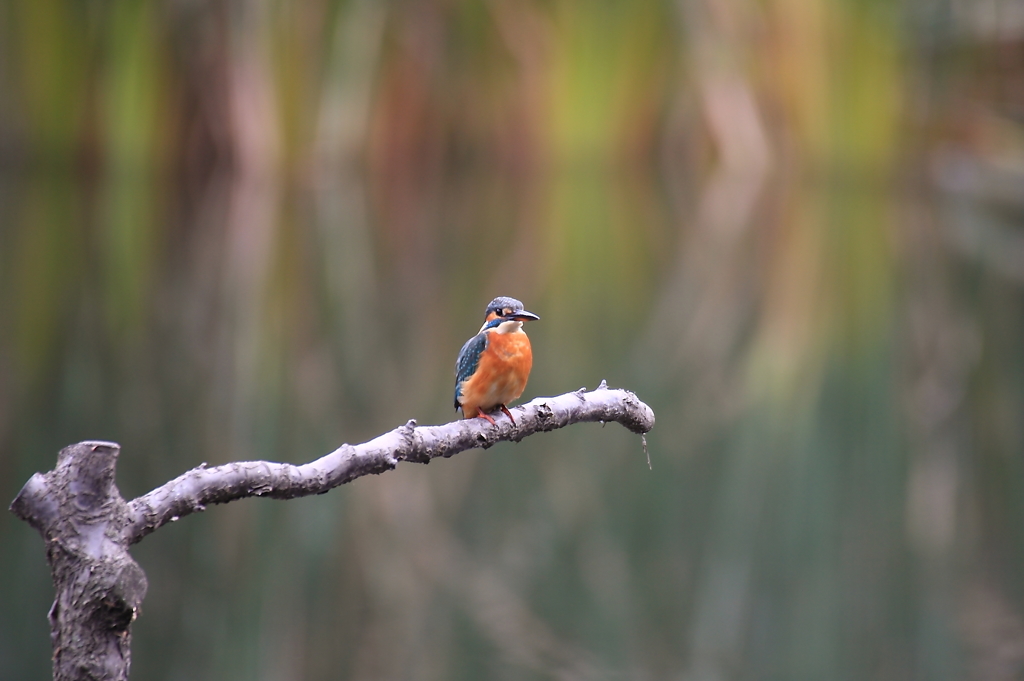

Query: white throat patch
left=495, top=320, right=524, bottom=334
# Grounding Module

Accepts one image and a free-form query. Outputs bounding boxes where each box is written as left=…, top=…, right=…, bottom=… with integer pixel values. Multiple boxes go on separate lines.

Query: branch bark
left=11, top=383, right=654, bottom=681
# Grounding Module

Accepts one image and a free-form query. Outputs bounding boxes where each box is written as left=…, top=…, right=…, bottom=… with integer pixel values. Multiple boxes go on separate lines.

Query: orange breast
left=458, top=331, right=533, bottom=418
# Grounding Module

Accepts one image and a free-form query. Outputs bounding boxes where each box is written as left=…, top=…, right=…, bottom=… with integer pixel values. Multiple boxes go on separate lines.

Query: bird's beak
left=509, top=310, right=539, bottom=322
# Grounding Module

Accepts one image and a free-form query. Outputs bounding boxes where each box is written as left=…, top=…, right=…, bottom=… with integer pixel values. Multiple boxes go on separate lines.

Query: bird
left=455, top=296, right=540, bottom=425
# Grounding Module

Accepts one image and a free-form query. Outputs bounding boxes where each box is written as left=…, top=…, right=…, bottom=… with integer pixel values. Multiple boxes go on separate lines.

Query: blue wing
left=454, top=332, right=488, bottom=409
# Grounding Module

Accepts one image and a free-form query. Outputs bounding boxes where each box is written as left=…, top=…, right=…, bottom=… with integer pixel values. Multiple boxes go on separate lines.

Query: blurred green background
left=2, top=0, right=1024, bottom=679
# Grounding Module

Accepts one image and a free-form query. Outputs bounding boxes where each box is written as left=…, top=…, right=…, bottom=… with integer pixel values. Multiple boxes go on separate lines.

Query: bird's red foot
left=499, top=405, right=516, bottom=425
left=476, top=411, right=497, bottom=425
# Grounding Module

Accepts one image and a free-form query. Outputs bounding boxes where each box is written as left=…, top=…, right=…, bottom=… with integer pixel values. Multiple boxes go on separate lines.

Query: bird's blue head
left=482, top=296, right=540, bottom=325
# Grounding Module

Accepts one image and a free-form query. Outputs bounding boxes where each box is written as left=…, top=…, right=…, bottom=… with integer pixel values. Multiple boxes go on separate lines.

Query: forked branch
left=10, top=383, right=654, bottom=681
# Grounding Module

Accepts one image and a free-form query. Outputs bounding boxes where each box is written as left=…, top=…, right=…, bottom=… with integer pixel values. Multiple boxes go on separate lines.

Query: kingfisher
left=455, top=296, right=540, bottom=425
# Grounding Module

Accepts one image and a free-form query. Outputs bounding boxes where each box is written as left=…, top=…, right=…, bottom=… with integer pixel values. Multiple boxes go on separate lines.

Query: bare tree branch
left=10, top=383, right=654, bottom=681
left=126, top=382, right=654, bottom=543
